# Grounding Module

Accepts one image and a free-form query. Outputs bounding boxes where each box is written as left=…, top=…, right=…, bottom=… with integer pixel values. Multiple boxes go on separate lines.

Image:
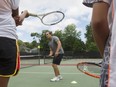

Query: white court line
left=20, top=72, right=83, bottom=74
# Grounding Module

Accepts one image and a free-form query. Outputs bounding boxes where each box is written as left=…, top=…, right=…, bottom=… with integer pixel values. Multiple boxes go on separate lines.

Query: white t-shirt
left=0, top=0, right=20, bottom=39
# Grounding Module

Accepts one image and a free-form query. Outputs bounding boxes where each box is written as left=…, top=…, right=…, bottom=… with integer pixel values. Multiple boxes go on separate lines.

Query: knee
left=52, top=64, right=57, bottom=67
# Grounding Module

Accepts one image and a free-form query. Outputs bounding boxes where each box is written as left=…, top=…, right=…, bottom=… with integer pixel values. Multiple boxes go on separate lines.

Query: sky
left=17, top=0, right=92, bottom=43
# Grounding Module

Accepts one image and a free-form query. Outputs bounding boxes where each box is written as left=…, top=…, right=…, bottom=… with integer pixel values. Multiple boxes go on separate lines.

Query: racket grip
left=21, top=10, right=29, bottom=18
left=28, top=13, right=38, bottom=17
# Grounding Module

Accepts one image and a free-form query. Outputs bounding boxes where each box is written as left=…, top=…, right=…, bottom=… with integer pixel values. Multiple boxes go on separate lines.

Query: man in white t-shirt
left=0, top=0, right=27, bottom=87
left=83, top=0, right=116, bottom=87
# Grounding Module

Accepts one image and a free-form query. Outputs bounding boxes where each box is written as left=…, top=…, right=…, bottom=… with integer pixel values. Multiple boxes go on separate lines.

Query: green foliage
left=62, top=24, right=85, bottom=52
left=84, top=24, right=98, bottom=51
left=18, top=23, right=99, bottom=53
left=39, top=30, right=49, bottom=51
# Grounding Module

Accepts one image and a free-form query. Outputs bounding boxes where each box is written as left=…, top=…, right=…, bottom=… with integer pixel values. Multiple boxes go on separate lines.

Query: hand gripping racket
left=21, top=10, right=65, bottom=26
left=77, top=62, right=101, bottom=78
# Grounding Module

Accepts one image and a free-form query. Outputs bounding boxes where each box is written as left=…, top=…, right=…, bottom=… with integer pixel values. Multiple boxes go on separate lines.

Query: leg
left=50, top=54, right=63, bottom=82
left=52, top=64, right=60, bottom=76
left=50, top=64, right=62, bottom=82
left=52, top=54, right=63, bottom=76
left=0, top=77, right=10, bottom=87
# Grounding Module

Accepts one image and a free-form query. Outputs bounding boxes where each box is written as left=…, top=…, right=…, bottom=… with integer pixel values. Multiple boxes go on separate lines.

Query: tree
left=18, top=39, right=23, bottom=46
left=54, top=30, right=64, bottom=43
left=31, top=32, right=40, bottom=40
left=63, top=24, right=85, bottom=52
left=85, top=24, right=98, bottom=51
left=18, top=40, right=31, bottom=53
left=39, top=30, right=49, bottom=52
left=24, top=42, right=32, bottom=49
left=31, top=32, right=41, bottom=48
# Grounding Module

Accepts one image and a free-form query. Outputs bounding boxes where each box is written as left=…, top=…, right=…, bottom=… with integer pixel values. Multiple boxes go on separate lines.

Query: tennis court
left=9, top=57, right=101, bottom=87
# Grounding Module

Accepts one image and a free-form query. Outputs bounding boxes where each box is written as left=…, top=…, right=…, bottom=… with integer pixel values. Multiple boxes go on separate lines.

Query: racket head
left=77, top=62, right=101, bottom=78
left=40, top=11, right=65, bottom=26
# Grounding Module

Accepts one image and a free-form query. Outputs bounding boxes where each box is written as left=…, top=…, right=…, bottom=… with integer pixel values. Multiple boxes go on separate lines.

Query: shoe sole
left=50, top=80, right=60, bottom=82
left=59, top=77, right=63, bottom=80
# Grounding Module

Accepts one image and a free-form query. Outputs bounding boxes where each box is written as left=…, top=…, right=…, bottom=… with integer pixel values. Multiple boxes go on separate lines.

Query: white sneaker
left=58, top=75, right=63, bottom=80
left=50, top=77, right=60, bottom=82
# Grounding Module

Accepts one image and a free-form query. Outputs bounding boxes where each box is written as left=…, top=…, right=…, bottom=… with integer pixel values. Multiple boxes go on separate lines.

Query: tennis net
left=43, top=56, right=72, bottom=64
left=20, top=55, right=42, bottom=68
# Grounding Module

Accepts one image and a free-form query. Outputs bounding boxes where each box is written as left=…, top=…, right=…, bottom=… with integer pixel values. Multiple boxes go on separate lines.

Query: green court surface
left=9, top=59, right=100, bottom=87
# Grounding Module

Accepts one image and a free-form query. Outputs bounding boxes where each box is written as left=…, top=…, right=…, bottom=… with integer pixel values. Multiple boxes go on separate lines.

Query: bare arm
left=91, top=2, right=110, bottom=56
left=18, top=10, right=29, bottom=25
left=12, top=9, right=29, bottom=26
left=49, top=48, right=53, bottom=56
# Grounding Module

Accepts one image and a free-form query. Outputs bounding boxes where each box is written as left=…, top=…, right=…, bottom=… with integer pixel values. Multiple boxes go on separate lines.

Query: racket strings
left=42, top=12, right=64, bottom=25
left=81, top=64, right=100, bottom=73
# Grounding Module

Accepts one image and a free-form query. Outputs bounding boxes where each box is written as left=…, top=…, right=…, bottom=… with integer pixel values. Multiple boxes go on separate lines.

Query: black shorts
left=0, top=37, right=20, bottom=77
left=52, top=54, right=63, bottom=65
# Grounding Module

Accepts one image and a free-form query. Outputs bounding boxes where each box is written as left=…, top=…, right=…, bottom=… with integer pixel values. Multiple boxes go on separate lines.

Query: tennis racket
left=21, top=10, right=65, bottom=26
left=45, top=55, right=54, bottom=58
left=77, top=62, right=101, bottom=78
